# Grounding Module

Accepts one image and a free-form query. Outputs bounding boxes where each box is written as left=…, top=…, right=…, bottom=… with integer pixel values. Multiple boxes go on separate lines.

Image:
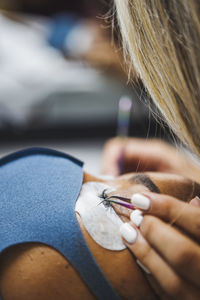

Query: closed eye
left=129, top=173, right=160, bottom=193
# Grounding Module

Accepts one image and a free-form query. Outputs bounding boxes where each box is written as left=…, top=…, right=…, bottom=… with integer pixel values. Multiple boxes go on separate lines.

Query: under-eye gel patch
left=75, top=182, right=126, bottom=251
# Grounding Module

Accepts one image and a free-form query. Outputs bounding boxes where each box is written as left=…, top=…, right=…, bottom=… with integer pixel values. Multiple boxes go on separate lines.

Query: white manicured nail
left=136, top=259, right=151, bottom=274
left=195, top=196, right=200, bottom=202
left=131, top=193, right=150, bottom=210
left=130, top=210, right=143, bottom=227
left=131, top=209, right=142, bottom=216
left=120, top=223, right=137, bottom=244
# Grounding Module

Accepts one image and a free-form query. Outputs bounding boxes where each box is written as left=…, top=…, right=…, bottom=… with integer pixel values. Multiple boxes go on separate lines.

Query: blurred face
left=83, top=171, right=200, bottom=222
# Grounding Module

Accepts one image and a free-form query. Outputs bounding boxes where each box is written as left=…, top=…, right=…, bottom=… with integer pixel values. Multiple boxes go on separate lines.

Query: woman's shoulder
left=0, top=243, right=93, bottom=300
left=0, top=216, right=156, bottom=300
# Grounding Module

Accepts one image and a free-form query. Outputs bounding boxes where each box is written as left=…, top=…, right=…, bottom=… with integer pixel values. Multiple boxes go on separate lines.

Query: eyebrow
left=129, top=173, right=160, bottom=193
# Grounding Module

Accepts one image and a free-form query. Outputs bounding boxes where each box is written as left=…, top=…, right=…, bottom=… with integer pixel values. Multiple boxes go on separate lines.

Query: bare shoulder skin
left=1, top=172, right=200, bottom=300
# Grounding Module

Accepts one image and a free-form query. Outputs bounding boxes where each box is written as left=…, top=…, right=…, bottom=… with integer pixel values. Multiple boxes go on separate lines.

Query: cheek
left=111, top=204, right=132, bottom=222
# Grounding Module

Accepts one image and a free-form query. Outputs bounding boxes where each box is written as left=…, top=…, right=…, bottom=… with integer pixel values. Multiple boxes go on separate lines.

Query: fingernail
left=136, top=259, right=151, bottom=274
left=130, top=209, right=143, bottom=227
left=131, top=193, right=150, bottom=210
left=195, top=196, right=200, bottom=202
left=120, top=223, right=137, bottom=244
left=190, top=196, right=200, bottom=207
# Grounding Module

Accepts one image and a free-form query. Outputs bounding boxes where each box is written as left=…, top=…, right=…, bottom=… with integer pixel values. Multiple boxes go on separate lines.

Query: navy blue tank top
left=0, top=148, right=120, bottom=300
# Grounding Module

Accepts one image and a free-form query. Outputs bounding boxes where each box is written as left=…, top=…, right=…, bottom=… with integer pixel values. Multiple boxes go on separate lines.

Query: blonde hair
left=114, top=0, right=200, bottom=155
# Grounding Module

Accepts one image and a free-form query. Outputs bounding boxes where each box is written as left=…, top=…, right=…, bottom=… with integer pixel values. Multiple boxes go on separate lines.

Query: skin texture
left=1, top=171, right=200, bottom=300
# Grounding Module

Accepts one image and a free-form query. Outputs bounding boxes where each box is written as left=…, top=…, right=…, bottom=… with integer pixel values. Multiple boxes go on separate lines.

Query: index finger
left=131, top=192, right=200, bottom=240
left=120, top=222, right=200, bottom=298
left=101, top=138, right=125, bottom=176
left=139, top=215, right=200, bottom=288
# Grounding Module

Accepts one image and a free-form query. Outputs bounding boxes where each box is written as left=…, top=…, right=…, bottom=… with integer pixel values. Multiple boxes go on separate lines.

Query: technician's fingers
left=120, top=223, right=200, bottom=299
left=138, top=215, right=200, bottom=288
left=131, top=192, right=200, bottom=240
left=101, top=138, right=173, bottom=176
left=101, top=138, right=124, bottom=176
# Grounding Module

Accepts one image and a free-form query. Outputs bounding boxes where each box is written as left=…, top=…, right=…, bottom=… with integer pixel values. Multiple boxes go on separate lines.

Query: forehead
left=147, top=172, right=200, bottom=201
left=110, top=172, right=199, bottom=201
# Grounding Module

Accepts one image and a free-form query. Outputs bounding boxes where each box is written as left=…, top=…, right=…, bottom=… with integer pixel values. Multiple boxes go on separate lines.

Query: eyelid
left=130, top=174, right=160, bottom=193
left=98, top=189, right=112, bottom=208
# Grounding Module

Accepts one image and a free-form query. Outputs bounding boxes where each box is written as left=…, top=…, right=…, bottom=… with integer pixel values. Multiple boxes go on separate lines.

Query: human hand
left=120, top=193, right=200, bottom=299
left=101, top=138, right=199, bottom=180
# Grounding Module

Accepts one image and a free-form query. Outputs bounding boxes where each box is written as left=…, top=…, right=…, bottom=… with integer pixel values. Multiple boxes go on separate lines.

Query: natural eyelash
left=101, top=189, right=108, bottom=199
left=98, top=189, right=113, bottom=208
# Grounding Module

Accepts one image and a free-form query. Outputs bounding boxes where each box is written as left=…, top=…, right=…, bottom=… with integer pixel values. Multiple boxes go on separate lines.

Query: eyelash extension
left=99, top=189, right=130, bottom=202
left=101, top=189, right=108, bottom=199
left=99, top=189, right=135, bottom=210
left=98, top=189, right=108, bottom=200
left=98, top=189, right=113, bottom=208
left=97, top=199, right=113, bottom=209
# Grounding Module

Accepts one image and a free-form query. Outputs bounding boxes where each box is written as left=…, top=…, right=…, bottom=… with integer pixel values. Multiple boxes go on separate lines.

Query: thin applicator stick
left=117, top=96, right=132, bottom=174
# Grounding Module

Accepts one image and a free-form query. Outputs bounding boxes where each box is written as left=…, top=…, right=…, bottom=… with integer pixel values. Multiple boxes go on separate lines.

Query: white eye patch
left=75, top=182, right=126, bottom=251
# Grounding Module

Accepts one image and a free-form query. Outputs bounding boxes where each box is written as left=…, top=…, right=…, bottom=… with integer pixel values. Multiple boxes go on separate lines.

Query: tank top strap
left=0, top=148, right=120, bottom=300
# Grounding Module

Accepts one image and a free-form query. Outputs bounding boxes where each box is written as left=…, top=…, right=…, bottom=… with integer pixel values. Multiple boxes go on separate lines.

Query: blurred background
left=0, top=0, right=170, bottom=174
